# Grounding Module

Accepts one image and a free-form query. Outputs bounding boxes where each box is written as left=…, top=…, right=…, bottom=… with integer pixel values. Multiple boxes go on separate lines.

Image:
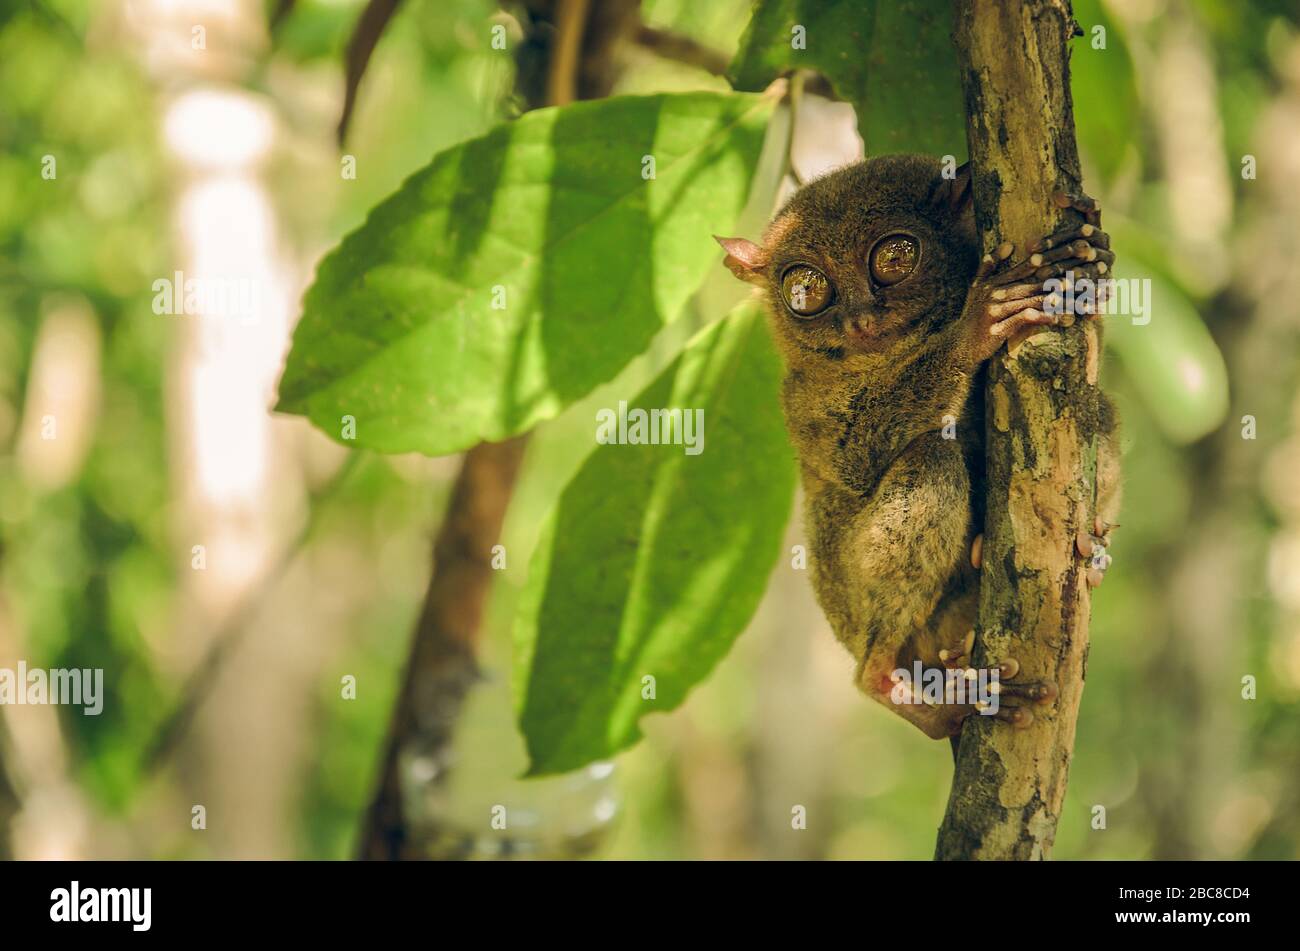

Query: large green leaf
left=1104, top=257, right=1228, bottom=445
left=729, top=0, right=965, bottom=157
left=276, top=91, right=774, bottom=455
left=514, top=303, right=796, bottom=776
left=1070, top=0, right=1140, bottom=184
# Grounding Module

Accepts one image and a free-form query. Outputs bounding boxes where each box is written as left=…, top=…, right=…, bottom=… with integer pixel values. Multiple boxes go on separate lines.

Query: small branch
left=357, top=437, right=528, bottom=860
left=633, top=23, right=729, bottom=76
left=546, top=0, right=591, bottom=106
left=337, top=0, right=403, bottom=146
left=268, top=0, right=296, bottom=33
left=781, top=70, right=806, bottom=188
left=354, top=0, right=639, bottom=860
left=936, top=0, right=1095, bottom=860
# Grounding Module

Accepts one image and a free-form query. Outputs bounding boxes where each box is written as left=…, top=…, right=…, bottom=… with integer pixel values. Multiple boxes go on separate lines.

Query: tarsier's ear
left=933, top=162, right=976, bottom=242
left=932, top=160, right=973, bottom=213
left=714, top=235, right=769, bottom=286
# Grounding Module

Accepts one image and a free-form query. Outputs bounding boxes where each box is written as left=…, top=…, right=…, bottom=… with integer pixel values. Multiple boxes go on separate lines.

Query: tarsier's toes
left=977, top=658, right=1058, bottom=728
left=976, top=702, right=1036, bottom=729
left=970, top=533, right=983, bottom=570
left=992, top=678, right=1059, bottom=704
left=1076, top=523, right=1115, bottom=587
left=939, top=630, right=977, bottom=670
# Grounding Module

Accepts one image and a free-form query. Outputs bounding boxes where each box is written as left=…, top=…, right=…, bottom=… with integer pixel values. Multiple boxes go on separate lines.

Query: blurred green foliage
left=0, top=0, right=1297, bottom=860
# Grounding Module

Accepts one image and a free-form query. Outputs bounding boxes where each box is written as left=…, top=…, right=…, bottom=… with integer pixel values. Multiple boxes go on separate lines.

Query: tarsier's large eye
left=870, top=234, right=919, bottom=286
left=781, top=265, right=833, bottom=317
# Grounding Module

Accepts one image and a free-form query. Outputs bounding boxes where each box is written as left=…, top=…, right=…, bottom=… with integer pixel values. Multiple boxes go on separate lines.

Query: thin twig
left=337, top=0, right=403, bottom=146
left=269, top=0, right=296, bottom=33
left=633, top=23, right=729, bottom=76
left=782, top=70, right=807, bottom=188
left=546, top=0, right=591, bottom=106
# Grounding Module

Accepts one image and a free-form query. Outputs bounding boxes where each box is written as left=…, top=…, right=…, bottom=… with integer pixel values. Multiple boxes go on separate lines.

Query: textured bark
left=935, top=0, right=1097, bottom=860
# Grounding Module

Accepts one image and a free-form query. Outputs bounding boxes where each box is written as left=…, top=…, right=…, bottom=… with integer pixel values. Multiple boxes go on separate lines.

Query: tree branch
left=337, top=0, right=403, bottom=146
left=355, top=0, right=639, bottom=860
left=357, top=437, right=528, bottom=860
left=633, top=23, right=729, bottom=76
left=936, top=0, right=1097, bottom=860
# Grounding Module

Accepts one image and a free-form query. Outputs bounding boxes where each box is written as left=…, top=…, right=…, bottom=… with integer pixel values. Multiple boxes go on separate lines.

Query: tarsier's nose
left=844, top=307, right=888, bottom=347
left=844, top=316, right=872, bottom=343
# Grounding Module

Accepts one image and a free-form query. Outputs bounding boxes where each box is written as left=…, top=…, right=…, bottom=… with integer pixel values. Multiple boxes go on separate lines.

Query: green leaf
left=729, top=0, right=966, bottom=157
left=276, top=91, right=774, bottom=455
left=1104, top=251, right=1229, bottom=445
left=1070, top=0, right=1140, bottom=184
left=513, top=303, right=796, bottom=776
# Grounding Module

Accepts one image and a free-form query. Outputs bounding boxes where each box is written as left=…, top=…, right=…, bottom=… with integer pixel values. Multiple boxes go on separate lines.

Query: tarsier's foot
left=976, top=668, right=1059, bottom=730
left=1076, top=516, right=1118, bottom=587
left=938, top=631, right=1058, bottom=731
left=938, top=629, right=976, bottom=670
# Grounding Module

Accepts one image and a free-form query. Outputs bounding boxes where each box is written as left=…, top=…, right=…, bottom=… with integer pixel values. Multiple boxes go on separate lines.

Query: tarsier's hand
left=959, top=191, right=1114, bottom=365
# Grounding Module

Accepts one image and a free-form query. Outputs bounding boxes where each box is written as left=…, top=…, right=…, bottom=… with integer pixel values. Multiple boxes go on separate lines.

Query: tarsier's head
left=718, top=154, right=980, bottom=361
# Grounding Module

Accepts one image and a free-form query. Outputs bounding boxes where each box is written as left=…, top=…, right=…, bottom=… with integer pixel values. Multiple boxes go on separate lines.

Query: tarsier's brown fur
left=720, top=154, right=1121, bottom=740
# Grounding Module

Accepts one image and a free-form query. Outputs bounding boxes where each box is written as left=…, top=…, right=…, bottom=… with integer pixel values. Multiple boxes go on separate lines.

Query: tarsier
left=718, top=154, right=1121, bottom=741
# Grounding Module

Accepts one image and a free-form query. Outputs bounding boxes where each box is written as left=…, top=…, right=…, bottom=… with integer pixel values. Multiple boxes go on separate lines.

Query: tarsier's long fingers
left=980, top=212, right=1111, bottom=285
left=986, top=301, right=1060, bottom=342
left=990, top=283, right=1042, bottom=303
left=988, top=292, right=1060, bottom=322
left=993, top=243, right=1114, bottom=286
left=1052, top=190, right=1102, bottom=226
left=974, top=240, right=1015, bottom=281
left=970, top=213, right=1114, bottom=358
left=1031, top=222, right=1110, bottom=253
